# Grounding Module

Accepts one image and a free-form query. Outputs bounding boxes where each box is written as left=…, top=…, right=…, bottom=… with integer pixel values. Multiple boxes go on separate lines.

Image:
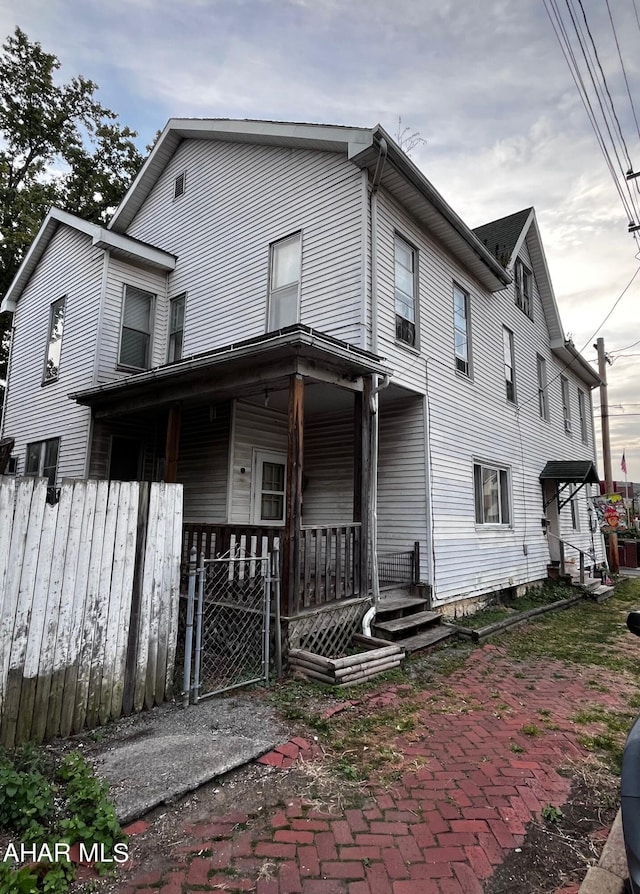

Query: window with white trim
left=119, top=285, right=154, bottom=369
left=503, top=327, right=516, bottom=402
left=43, top=296, right=65, bottom=383
left=25, top=438, right=60, bottom=487
left=168, top=294, right=185, bottom=363
left=515, top=259, right=533, bottom=317
left=251, top=450, right=286, bottom=524
left=453, top=284, right=470, bottom=376
left=560, top=376, right=572, bottom=433
left=268, top=233, right=301, bottom=330
left=578, top=389, right=588, bottom=443
left=474, top=462, right=511, bottom=525
left=394, top=235, right=417, bottom=347
left=537, top=355, right=549, bottom=420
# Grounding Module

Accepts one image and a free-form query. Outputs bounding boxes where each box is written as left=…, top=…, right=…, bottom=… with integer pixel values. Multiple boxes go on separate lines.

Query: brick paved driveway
left=118, top=642, right=633, bottom=894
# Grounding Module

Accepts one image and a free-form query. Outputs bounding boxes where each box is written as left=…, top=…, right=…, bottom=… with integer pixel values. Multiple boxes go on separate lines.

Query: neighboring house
left=0, top=119, right=604, bottom=635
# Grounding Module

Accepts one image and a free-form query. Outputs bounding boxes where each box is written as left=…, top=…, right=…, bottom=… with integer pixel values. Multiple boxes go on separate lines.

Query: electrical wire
left=611, top=337, right=640, bottom=352
left=605, top=0, right=640, bottom=141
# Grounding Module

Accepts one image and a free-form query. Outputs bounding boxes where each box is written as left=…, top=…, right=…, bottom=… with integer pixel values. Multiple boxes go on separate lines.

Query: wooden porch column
left=282, top=374, right=304, bottom=616
left=353, top=378, right=372, bottom=596
left=164, top=402, right=182, bottom=483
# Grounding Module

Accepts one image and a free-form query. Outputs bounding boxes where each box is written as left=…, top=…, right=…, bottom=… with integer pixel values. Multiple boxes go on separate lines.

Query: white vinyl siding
left=177, top=403, right=231, bottom=523
left=230, top=401, right=289, bottom=524
left=1, top=226, right=102, bottom=482
left=126, top=141, right=365, bottom=352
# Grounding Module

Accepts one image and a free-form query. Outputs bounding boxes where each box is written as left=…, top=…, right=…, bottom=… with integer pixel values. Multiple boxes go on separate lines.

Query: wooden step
left=376, top=595, right=430, bottom=618
left=373, top=610, right=441, bottom=636
left=394, top=626, right=457, bottom=653
left=593, top=584, right=614, bottom=603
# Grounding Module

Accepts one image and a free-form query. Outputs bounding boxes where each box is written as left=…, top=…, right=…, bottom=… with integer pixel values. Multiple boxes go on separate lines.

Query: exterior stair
left=571, top=575, right=614, bottom=603
left=372, top=588, right=456, bottom=653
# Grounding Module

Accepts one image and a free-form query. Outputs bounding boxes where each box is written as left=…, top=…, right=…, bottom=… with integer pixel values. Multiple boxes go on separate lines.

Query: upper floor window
left=119, top=285, right=154, bottom=370
left=168, top=294, right=185, bottom=363
left=515, top=259, right=533, bottom=318
left=578, top=389, right=588, bottom=443
left=394, top=235, right=417, bottom=347
left=503, top=327, right=516, bottom=402
left=174, top=171, right=186, bottom=199
left=453, top=284, right=470, bottom=376
left=268, top=233, right=301, bottom=330
left=43, top=296, right=65, bottom=383
left=537, top=355, right=549, bottom=420
left=560, top=376, right=572, bottom=433
left=25, top=437, right=59, bottom=487
left=474, top=462, right=511, bottom=526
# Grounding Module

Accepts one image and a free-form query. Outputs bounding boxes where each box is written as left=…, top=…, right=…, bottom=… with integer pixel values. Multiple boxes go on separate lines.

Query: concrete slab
left=579, top=810, right=628, bottom=894
left=83, top=696, right=288, bottom=825
left=578, top=866, right=626, bottom=894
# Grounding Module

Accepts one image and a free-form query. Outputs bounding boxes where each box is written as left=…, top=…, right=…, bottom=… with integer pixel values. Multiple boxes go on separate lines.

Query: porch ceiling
left=71, top=324, right=394, bottom=418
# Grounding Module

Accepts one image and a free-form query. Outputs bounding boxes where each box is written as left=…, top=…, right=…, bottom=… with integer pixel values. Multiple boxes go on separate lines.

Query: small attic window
left=173, top=171, right=186, bottom=199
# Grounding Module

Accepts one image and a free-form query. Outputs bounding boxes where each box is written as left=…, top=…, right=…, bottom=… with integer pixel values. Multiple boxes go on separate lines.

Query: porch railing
left=378, top=541, right=420, bottom=588
left=294, top=523, right=362, bottom=615
left=182, top=522, right=364, bottom=615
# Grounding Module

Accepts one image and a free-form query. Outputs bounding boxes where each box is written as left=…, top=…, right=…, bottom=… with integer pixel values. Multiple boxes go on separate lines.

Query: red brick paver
left=116, top=643, right=629, bottom=892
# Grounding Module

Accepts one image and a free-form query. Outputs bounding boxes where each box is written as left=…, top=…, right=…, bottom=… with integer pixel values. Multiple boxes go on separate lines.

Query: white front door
left=251, top=449, right=287, bottom=525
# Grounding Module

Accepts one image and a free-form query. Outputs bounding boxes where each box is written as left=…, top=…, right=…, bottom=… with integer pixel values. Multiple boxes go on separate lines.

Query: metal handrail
left=545, top=530, right=596, bottom=584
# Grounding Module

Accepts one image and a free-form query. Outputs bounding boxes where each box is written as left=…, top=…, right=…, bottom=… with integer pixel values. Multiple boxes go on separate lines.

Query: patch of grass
left=454, top=582, right=576, bottom=630
left=510, top=742, right=526, bottom=754
left=521, top=723, right=541, bottom=737
left=506, top=578, right=640, bottom=681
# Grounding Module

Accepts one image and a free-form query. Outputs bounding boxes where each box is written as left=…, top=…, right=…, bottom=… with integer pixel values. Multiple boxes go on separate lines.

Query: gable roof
left=1, top=208, right=176, bottom=314
left=473, top=208, right=533, bottom=267
left=474, top=207, right=601, bottom=389
left=108, top=118, right=511, bottom=293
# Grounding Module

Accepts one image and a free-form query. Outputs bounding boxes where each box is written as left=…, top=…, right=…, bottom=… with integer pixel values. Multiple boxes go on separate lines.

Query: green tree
left=0, top=27, right=144, bottom=393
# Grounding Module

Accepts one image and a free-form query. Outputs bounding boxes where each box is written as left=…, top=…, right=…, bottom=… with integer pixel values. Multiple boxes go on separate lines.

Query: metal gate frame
left=181, top=545, right=277, bottom=704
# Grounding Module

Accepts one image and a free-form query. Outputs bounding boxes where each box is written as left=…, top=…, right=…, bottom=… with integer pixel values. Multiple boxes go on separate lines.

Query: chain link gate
left=182, top=545, right=276, bottom=703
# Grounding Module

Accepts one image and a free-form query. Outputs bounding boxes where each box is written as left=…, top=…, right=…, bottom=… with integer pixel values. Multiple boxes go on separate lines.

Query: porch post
left=354, top=378, right=372, bottom=596
left=164, top=402, right=182, bottom=483
left=282, top=374, right=304, bottom=616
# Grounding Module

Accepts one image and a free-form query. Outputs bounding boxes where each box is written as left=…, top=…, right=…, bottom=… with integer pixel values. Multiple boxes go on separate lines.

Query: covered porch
left=73, top=325, right=398, bottom=619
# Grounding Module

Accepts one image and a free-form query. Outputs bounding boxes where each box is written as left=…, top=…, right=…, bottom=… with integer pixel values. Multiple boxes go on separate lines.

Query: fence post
left=272, top=542, right=282, bottom=678
left=264, top=555, right=271, bottom=686
left=193, top=552, right=205, bottom=703
left=182, top=547, right=197, bottom=708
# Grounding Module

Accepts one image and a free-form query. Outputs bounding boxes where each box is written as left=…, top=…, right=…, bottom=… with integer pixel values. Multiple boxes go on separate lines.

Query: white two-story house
left=0, top=119, right=603, bottom=638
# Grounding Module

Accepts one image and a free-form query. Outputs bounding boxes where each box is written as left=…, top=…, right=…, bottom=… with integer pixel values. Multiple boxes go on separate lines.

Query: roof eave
left=551, top=340, right=602, bottom=389
left=350, top=127, right=511, bottom=293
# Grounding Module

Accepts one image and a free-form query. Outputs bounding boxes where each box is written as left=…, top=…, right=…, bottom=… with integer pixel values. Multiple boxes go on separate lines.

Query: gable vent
left=173, top=172, right=186, bottom=199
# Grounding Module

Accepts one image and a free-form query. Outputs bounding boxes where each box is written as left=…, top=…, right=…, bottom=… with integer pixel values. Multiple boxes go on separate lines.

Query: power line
left=611, top=337, right=640, bottom=352
left=605, top=0, right=640, bottom=140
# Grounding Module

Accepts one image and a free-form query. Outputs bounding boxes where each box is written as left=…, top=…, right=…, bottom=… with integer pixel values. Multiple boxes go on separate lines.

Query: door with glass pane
left=251, top=450, right=287, bottom=525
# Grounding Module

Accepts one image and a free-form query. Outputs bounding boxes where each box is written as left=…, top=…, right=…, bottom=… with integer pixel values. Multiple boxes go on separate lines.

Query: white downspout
left=363, top=373, right=390, bottom=637
left=363, top=139, right=389, bottom=636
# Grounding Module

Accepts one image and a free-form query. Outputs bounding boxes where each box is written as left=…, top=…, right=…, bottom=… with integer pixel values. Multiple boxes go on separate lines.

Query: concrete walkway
left=111, top=640, right=635, bottom=894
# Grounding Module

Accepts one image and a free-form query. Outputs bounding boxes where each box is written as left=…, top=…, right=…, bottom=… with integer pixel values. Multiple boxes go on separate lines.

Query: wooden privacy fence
left=0, top=477, right=183, bottom=748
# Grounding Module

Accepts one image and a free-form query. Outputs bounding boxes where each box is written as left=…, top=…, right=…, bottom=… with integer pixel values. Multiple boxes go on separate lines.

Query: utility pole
left=596, top=337, right=619, bottom=573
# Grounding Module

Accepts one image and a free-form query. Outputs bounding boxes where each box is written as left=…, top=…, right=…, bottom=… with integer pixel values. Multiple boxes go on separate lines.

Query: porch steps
left=372, top=591, right=456, bottom=653
left=570, top=575, right=614, bottom=603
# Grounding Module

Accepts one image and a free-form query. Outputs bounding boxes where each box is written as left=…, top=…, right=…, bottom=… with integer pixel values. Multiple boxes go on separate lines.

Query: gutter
left=371, top=127, right=511, bottom=290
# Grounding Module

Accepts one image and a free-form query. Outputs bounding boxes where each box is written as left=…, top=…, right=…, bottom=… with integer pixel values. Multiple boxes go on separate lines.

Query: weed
left=0, top=746, right=125, bottom=892
left=521, top=723, right=541, bottom=737
left=509, top=742, right=526, bottom=754
left=541, top=804, right=564, bottom=824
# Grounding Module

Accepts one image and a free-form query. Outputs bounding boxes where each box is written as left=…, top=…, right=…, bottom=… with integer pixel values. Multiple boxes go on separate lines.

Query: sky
left=1, top=0, right=639, bottom=484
